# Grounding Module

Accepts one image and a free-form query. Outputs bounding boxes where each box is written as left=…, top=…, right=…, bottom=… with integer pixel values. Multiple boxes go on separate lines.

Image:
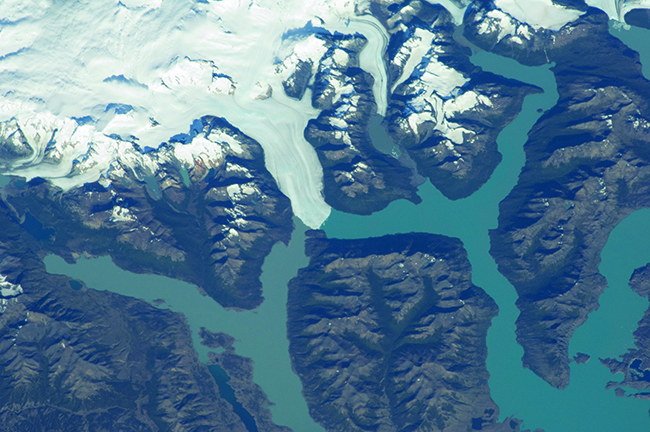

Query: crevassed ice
left=422, top=0, right=472, bottom=24
left=0, top=0, right=390, bottom=229
left=585, top=0, right=650, bottom=21
left=391, top=29, right=436, bottom=93
left=318, top=14, right=390, bottom=116
left=494, top=0, right=584, bottom=30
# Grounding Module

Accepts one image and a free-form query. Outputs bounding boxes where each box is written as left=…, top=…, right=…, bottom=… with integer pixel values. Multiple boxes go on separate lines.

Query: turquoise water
left=570, top=208, right=650, bottom=378
left=144, top=175, right=162, bottom=199
left=567, top=19, right=650, bottom=422
left=39, top=24, right=650, bottom=432
left=45, top=219, right=325, bottom=432
left=610, top=22, right=650, bottom=78
left=180, top=167, right=191, bottom=187
left=0, top=173, right=9, bottom=188
left=323, top=49, right=650, bottom=430
left=368, top=114, right=401, bottom=157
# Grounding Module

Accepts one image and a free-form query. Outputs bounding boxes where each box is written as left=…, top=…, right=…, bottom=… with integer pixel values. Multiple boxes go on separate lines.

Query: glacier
left=585, top=0, right=650, bottom=21
left=1, top=0, right=649, bottom=229
left=0, top=274, right=23, bottom=299
left=423, top=0, right=472, bottom=24
left=0, top=0, right=394, bottom=229
left=492, top=0, right=650, bottom=31
left=494, top=0, right=584, bottom=30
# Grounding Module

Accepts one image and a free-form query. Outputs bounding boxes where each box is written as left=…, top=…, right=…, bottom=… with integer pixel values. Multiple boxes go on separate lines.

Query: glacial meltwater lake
left=43, top=23, right=650, bottom=432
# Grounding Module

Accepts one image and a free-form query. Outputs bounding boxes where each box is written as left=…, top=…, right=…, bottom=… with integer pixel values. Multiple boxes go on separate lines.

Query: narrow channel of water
left=566, top=18, right=650, bottom=421
left=368, top=114, right=401, bottom=157
left=323, top=47, right=650, bottom=430
left=570, top=209, right=650, bottom=390
left=45, top=219, right=325, bottom=432
left=31, top=21, right=650, bottom=432
left=209, top=364, right=260, bottom=432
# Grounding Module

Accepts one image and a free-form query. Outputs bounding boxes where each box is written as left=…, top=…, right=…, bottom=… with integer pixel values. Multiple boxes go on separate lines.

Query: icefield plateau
left=493, top=0, right=650, bottom=29
left=494, top=0, right=584, bottom=30
left=0, top=0, right=394, bottom=229
left=585, top=0, right=650, bottom=21
left=0, top=0, right=646, bottom=229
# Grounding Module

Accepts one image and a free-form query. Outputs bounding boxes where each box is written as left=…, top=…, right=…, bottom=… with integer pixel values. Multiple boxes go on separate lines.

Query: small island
left=600, top=263, right=650, bottom=416
left=572, top=352, right=591, bottom=365
left=470, top=5, right=650, bottom=389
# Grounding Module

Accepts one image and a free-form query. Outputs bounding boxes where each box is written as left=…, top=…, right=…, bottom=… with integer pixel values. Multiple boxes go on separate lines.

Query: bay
left=38, top=21, right=650, bottom=432
left=45, top=218, right=326, bottom=432
left=610, top=21, right=650, bottom=78
left=323, top=47, right=650, bottom=430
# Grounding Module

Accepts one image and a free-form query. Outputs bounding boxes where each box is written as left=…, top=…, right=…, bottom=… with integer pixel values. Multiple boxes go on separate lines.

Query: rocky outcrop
left=283, top=59, right=314, bottom=100
left=625, top=8, right=650, bottom=29
left=600, top=263, right=650, bottom=413
left=287, top=230, right=526, bottom=432
left=479, top=8, right=650, bottom=388
left=380, top=1, right=541, bottom=199
left=2, top=116, right=293, bottom=309
left=0, top=199, right=257, bottom=432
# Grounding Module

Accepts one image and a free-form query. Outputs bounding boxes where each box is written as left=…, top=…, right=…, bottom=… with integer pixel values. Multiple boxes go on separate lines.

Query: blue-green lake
left=45, top=219, right=325, bottom=432
left=41, top=22, right=650, bottom=432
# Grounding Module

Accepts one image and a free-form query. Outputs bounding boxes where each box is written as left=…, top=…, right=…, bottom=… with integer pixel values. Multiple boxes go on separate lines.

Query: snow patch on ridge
left=444, top=91, right=492, bottom=116
left=392, top=27, right=492, bottom=146
left=494, top=0, right=584, bottom=31
left=0, top=0, right=393, bottom=229
left=275, top=35, right=328, bottom=84
left=391, top=28, right=436, bottom=93
left=0, top=274, right=23, bottom=298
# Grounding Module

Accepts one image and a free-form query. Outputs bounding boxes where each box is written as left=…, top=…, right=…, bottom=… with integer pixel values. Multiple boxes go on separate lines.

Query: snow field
left=585, top=0, right=650, bottom=21
left=0, top=0, right=393, bottom=229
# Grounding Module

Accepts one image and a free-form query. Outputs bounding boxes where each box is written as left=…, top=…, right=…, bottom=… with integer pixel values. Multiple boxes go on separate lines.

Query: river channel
left=41, top=23, right=650, bottom=432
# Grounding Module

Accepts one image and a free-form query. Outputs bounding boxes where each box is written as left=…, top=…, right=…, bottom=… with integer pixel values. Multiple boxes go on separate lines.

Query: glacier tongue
left=494, top=0, right=584, bottom=31
left=585, top=0, right=650, bottom=22
left=0, top=0, right=393, bottom=229
left=322, top=15, right=391, bottom=116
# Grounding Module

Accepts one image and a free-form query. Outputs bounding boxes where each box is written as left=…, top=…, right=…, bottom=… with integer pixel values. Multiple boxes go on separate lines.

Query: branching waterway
left=45, top=219, right=326, bottom=432
left=323, top=47, right=650, bottom=430
left=40, top=21, right=650, bottom=432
